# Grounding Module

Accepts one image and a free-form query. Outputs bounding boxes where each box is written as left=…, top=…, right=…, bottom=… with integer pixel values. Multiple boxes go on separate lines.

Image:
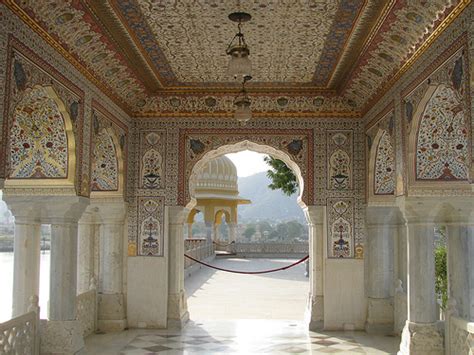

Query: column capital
left=366, top=205, right=403, bottom=226
left=3, top=195, right=89, bottom=223
left=43, top=196, right=89, bottom=224
left=303, top=205, right=324, bottom=226
left=2, top=195, right=41, bottom=223
left=167, top=205, right=191, bottom=225
left=91, top=198, right=126, bottom=223
left=397, top=196, right=474, bottom=224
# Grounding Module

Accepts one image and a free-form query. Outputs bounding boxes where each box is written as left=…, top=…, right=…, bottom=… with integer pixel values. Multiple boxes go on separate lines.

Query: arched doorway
left=173, top=140, right=318, bottom=325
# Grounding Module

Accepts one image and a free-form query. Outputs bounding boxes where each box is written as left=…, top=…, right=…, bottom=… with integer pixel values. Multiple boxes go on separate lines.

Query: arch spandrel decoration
left=90, top=103, right=128, bottom=198
left=413, top=84, right=468, bottom=181
left=178, top=128, right=314, bottom=207
left=369, top=129, right=395, bottom=197
left=402, top=44, right=471, bottom=193
left=7, top=85, right=76, bottom=187
left=91, top=127, right=121, bottom=193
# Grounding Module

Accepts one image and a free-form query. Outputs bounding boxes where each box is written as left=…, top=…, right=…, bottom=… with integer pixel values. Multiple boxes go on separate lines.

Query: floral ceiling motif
left=343, top=0, right=460, bottom=109
left=4, top=0, right=467, bottom=115
left=128, top=0, right=341, bottom=84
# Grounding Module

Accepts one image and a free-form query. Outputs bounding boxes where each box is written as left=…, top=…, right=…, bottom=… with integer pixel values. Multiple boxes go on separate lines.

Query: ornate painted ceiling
left=4, top=0, right=469, bottom=116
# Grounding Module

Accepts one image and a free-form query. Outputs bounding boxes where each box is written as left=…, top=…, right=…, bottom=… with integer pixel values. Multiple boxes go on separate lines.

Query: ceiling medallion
left=227, top=12, right=253, bottom=124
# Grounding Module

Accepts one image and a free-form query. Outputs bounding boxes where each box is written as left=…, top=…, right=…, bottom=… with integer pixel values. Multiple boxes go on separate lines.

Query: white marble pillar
left=398, top=197, right=443, bottom=355
left=12, top=219, right=41, bottom=317
left=213, top=223, right=220, bottom=242
left=167, top=206, right=189, bottom=328
left=2, top=196, right=41, bottom=317
left=94, top=200, right=127, bottom=332
left=228, top=223, right=237, bottom=243
left=446, top=205, right=474, bottom=321
left=205, top=221, right=213, bottom=242
left=41, top=196, right=88, bottom=355
left=304, top=205, right=324, bottom=330
left=77, top=208, right=97, bottom=294
left=187, top=223, right=193, bottom=239
left=365, top=206, right=398, bottom=333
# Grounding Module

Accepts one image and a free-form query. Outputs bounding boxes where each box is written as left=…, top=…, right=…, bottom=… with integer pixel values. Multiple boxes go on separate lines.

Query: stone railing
left=184, top=238, right=214, bottom=269
left=446, top=299, right=474, bottom=355
left=393, top=280, right=407, bottom=334
left=0, top=297, right=40, bottom=355
left=234, top=242, right=309, bottom=256
left=76, top=287, right=97, bottom=337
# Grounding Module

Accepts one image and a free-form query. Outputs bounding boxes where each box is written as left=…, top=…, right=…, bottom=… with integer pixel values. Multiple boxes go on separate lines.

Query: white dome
left=195, top=156, right=239, bottom=197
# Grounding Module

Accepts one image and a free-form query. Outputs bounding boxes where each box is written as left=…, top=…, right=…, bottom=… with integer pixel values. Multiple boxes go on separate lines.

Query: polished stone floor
left=84, top=258, right=399, bottom=354
left=185, top=257, right=309, bottom=320
left=84, top=319, right=400, bottom=354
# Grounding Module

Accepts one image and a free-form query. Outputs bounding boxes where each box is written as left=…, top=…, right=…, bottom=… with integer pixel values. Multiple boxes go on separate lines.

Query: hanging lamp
left=226, top=12, right=252, bottom=79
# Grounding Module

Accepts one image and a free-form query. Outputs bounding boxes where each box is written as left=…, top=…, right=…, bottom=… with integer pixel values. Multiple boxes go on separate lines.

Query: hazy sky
left=226, top=150, right=269, bottom=177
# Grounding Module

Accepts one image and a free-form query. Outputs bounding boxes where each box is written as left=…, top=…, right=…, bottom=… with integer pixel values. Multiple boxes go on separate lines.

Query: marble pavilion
left=0, top=1, right=473, bottom=354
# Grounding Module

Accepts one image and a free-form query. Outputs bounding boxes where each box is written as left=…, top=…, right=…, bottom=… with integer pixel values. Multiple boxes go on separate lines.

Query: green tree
left=287, top=220, right=304, bottom=240
left=243, top=224, right=256, bottom=240
left=258, top=221, right=273, bottom=234
left=264, top=156, right=298, bottom=196
left=275, top=223, right=289, bottom=241
left=435, top=245, right=448, bottom=310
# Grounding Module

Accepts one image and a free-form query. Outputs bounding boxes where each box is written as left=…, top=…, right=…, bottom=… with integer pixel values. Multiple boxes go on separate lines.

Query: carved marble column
left=205, top=221, right=213, bottom=242
left=397, top=197, right=444, bottom=355
left=3, top=196, right=41, bottom=317
left=94, top=199, right=127, bottom=332
left=77, top=207, right=98, bottom=294
left=446, top=201, right=474, bottom=321
left=167, top=206, right=189, bottom=328
left=365, top=206, right=399, bottom=333
left=213, top=223, right=220, bottom=242
left=228, top=223, right=237, bottom=243
left=41, top=196, right=89, bottom=355
left=304, top=205, right=324, bottom=330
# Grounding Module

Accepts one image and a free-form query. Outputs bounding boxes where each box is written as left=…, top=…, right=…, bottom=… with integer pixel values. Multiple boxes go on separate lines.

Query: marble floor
left=185, top=257, right=309, bottom=320
left=84, top=319, right=400, bottom=354
left=85, top=258, right=399, bottom=354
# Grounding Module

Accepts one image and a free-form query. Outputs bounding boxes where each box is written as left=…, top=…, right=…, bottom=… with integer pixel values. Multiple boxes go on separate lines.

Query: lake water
left=0, top=251, right=50, bottom=322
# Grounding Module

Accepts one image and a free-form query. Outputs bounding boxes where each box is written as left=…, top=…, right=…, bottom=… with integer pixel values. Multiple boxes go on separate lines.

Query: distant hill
left=237, top=172, right=305, bottom=223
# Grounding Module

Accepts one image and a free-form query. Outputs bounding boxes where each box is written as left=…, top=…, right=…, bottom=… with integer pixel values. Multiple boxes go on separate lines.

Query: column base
left=398, top=321, right=444, bottom=355
left=40, top=319, right=84, bottom=355
left=365, top=297, right=394, bottom=334
left=98, top=293, right=127, bottom=332
left=306, top=295, right=324, bottom=331
left=167, top=291, right=189, bottom=329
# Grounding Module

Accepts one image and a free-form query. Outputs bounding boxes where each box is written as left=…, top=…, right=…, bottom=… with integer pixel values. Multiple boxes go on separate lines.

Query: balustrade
left=0, top=296, right=39, bottom=355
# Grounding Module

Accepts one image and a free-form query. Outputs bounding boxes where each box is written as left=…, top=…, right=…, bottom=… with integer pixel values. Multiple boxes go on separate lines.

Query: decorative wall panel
left=9, top=86, right=69, bottom=179
left=327, top=198, right=354, bottom=258
left=327, top=130, right=353, bottom=190
left=140, top=131, right=166, bottom=189
left=374, top=130, right=395, bottom=195
left=177, top=128, right=313, bottom=206
left=91, top=126, right=118, bottom=191
left=402, top=45, right=471, bottom=186
left=415, top=84, right=468, bottom=181
left=3, top=39, right=84, bottom=190
left=127, top=118, right=365, bottom=258
left=0, top=8, right=130, bottom=194
left=91, top=101, right=128, bottom=195
left=137, top=196, right=164, bottom=257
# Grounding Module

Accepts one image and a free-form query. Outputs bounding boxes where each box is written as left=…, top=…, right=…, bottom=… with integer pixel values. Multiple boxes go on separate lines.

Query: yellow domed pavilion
left=187, top=156, right=250, bottom=243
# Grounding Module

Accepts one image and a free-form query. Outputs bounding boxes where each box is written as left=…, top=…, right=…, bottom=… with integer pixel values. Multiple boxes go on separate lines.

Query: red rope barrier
left=184, top=254, right=309, bottom=275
